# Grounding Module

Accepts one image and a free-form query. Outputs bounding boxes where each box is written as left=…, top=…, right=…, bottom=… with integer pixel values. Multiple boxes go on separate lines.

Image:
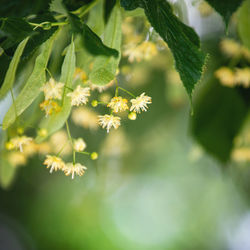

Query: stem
left=78, top=151, right=90, bottom=155
left=118, top=87, right=136, bottom=98
left=77, top=0, right=99, bottom=18
left=45, top=68, right=53, bottom=78
left=65, top=120, right=76, bottom=164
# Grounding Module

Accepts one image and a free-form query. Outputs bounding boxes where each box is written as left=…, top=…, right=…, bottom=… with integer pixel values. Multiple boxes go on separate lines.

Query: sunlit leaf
left=36, top=39, right=76, bottom=142
left=2, top=34, right=57, bottom=130
left=0, top=37, right=29, bottom=99
left=238, top=0, right=250, bottom=49
left=50, top=0, right=67, bottom=14
left=89, top=4, right=122, bottom=85
left=0, top=158, right=16, bottom=189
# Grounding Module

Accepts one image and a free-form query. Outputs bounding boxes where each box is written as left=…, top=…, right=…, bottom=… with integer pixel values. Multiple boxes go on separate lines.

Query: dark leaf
left=191, top=79, right=249, bottom=163
left=68, top=13, right=118, bottom=57
left=205, top=0, right=244, bottom=27
left=104, top=0, right=116, bottom=23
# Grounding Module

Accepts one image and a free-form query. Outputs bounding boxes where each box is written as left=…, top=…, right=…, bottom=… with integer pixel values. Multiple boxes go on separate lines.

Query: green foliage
left=120, top=0, right=206, bottom=98
left=0, top=37, right=29, bottom=99
left=0, top=158, right=16, bottom=189
left=191, top=79, right=249, bottom=163
left=2, top=34, right=57, bottom=130
left=36, top=39, right=76, bottom=142
left=205, top=0, right=244, bottom=27
left=89, top=4, right=122, bottom=85
left=238, top=0, right=250, bottom=49
left=50, top=0, right=68, bottom=14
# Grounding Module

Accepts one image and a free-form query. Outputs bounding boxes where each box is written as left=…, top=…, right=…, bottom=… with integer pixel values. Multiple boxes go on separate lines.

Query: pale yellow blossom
left=107, top=97, right=129, bottom=113
left=41, top=78, right=64, bottom=100
left=7, top=152, right=27, bottom=167
left=40, top=100, right=61, bottom=116
left=98, top=114, right=121, bottom=133
left=73, top=138, right=86, bottom=152
left=220, top=39, right=242, bottom=58
left=130, top=93, right=152, bottom=113
left=67, top=85, right=90, bottom=106
left=215, top=67, right=235, bottom=87
left=63, top=162, right=87, bottom=179
left=43, top=155, right=65, bottom=173
left=10, top=136, right=33, bottom=152
left=235, top=68, right=250, bottom=88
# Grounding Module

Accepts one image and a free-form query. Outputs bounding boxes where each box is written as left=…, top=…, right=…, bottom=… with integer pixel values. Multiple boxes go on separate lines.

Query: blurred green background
left=1, top=0, right=250, bottom=249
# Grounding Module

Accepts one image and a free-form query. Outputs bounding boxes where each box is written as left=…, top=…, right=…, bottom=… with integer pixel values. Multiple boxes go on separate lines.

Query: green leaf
left=0, top=37, right=29, bottom=99
left=2, top=34, right=56, bottom=130
left=36, top=39, right=76, bottom=142
left=50, top=0, right=67, bottom=14
left=68, top=13, right=118, bottom=57
left=191, top=78, right=249, bottom=163
left=120, top=0, right=206, bottom=98
left=205, top=0, right=244, bottom=27
left=238, top=0, right=250, bottom=49
left=89, top=4, right=122, bottom=85
left=0, top=158, right=16, bottom=190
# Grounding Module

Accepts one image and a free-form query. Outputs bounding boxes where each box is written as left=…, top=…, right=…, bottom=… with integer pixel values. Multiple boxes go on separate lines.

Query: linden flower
left=67, top=85, right=90, bottom=106
left=74, top=67, right=87, bottom=82
left=123, top=43, right=144, bottom=63
left=43, top=155, right=65, bottom=173
left=107, top=97, right=129, bottom=113
left=235, top=68, right=250, bottom=88
left=40, top=100, right=61, bottom=116
left=10, top=136, right=33, bottom=152
left=215, top=67, right=235, bottom=87
left=130, top=93, right=152, bottom=113
left=98, top=114, right=121, bottom=133
left=41, top=78, right=64, bottom=100
left=73, top=138, right=87, bottom=152
left=220, top=39, right=242, bottom=58
left=63, top=162, right=87, bottom=179
left=138, top=41, right=158, bottom=61
left=8, top=152, right=27, bottom=167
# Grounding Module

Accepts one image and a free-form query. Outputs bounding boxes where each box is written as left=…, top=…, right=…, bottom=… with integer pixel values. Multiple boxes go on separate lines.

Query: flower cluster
left=43, top=155, right=87, bottom=179
left=40, top=78, right=64, bottom=116
left=215, top=67, right=250, bottom=88
left=97, top=91, right=152, bottom=133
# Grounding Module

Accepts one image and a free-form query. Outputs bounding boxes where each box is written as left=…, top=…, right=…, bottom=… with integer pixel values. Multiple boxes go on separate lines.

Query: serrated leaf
left=205, top=0, right=244, bottom=27
left=89, top=4, right=122, bottom=85
left=238, top=0, right=250, bottom=49
left=50, top=0, right=67, bottom=14
left=120, top=0, right=206, bottom=98
left=0, top=37, right=29, bottom=99
left=0, top=158, right=16, bottom=190
left=36, top=40, right=76, bottom=142
left=2, top=34, right=56, bottom=130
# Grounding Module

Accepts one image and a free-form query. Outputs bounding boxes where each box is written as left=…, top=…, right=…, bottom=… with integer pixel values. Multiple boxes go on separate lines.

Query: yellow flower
left=36, top=142, right=52, bottom=155
left=74, top=67, right=88, bottom=82
left=90, top=152, right=98, bottom=160
left=235, top=68, right=250, bottom=88
left=9, top=136, right=33, bottom=152
left=41, top=78, right=64, bottom=100
left=98, top=114, right=121, bottom=133
left=8, top=152, right=27, bottom=167
left=128, top=112, right=137, bottom=120
left=123, top=41, right=158, bottom=63
left=37, top=128, right=48, bottom=138
left=49, top=130, right=72, bottom=156
left=71, top=107, right=99, bottom=130
left=107, top=97, right=129, bottom=113
left=232, top=148, right=250, bottom=162
left=43, top=155, right=65, bottom=173
left=40, top=100, right=61, bottom=116
left=220, top=39, right=242, bottom=58
left=130, top=93, right=152, bottom=113
left=215, top=67, right=235, bottom=87
left=73, top=138, right=86, bottom=152
left=63, top=162, right=87, bottom=179
left=67, top=85, right=90, bottom=106
left=198, top=1, right=213, bottom=17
